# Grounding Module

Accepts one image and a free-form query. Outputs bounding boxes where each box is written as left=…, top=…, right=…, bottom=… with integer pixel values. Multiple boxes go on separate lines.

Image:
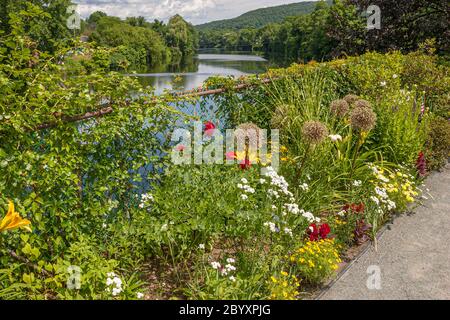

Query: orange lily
left=0, top=201, right=32, bottom=233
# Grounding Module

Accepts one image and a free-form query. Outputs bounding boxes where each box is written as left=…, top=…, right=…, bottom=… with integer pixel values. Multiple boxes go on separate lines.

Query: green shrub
left=425, top=117, right=450, bottom=171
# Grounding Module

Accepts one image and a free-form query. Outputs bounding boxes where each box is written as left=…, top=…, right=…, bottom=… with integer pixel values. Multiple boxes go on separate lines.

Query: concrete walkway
left=320, top=164, right=450, bottom=300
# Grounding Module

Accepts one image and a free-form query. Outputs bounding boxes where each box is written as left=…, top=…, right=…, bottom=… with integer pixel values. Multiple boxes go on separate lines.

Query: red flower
left=343, top=202, right=365, bottom=214
left=204, top=121, right=216, bottom=136
left=307, top=223, right=330, bottom=241
left=308, top=224, right=320, bottom=241
left=319, top=223, right=331, bottom=239
left=351, top=203, right=365, bottom=213
left=239, top=159, right=251, bottom=170
left=416, top=151, right=426, bottom=177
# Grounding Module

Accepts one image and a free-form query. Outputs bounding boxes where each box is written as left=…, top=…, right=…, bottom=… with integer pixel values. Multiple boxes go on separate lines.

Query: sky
left=73, top=0, right=309, bottom=25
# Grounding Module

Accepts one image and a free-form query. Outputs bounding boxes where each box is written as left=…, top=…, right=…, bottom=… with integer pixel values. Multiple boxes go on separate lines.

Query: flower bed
left=1, top=10, right=449, bottom=299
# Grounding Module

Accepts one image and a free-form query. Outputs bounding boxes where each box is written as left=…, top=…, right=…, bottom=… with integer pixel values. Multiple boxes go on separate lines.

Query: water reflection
left=128, top=53, right=269, bottom=95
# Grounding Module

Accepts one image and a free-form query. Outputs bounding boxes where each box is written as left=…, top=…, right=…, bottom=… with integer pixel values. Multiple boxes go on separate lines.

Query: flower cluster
left=139, top=193, right=154, bottom=209
left=268, top=271, right=300, bottom=300
left=264, top=221, right=279, bottom=233
left=329, top=134, right=343, bottom=142
left=299, top=183, right=309, bottom=191
left=368, top=164, right=418, bottom=210
left=353, top=180, right=362, bottom=187
left=289, top=239, right=341, bottom=285
left=211, top=258, right=237, bottom=282
left=307, top=223, right=331, bottom=241
left=263, top=167, right=319, bottom=233
left=264, top=166, right=293, bottom=200
left=300, top=210, right=320, bottom=224
left=238, top=178, right=255, bottom=201
left=106, top=272, right=123, bottom=297
left=416, top=151, right=427, bottom=177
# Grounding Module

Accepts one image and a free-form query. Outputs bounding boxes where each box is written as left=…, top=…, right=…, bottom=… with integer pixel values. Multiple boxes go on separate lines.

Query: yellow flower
left=0, top=201, right=32, bottom=233
left=281, top=271, right=288, bottom=277
left=271, top=276, right=278, bottom=283
left=280, top=146, right=288, bottom=153
left=235, top=151, right=259, bottom=163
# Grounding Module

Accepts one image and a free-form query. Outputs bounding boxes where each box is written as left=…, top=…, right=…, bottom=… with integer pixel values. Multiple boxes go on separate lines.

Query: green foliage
left=0, top=6, right=185, bottom=299
left=1, top=1, right=448, bottom=301
left=84, top=13, right=198, bottom=71
left=199, top=0, right=448, bottom=64
left=1, top=0, right=75, bottom=53
left=332, top=0, right=449, bottom=56
left=167, top=15, right=198, bottom=58
left=89, top=16, right=171, bottom=69
left=425, top=117, right=450, bottom=171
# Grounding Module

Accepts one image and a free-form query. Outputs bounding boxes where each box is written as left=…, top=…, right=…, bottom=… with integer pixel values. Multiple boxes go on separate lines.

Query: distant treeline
left=198, top=0, right=449, bottom=63
left=84, top=12, right=198, bottom=71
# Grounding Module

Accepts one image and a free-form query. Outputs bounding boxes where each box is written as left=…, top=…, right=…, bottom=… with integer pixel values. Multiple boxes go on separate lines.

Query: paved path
left=320, top=164, right=450, bottom=300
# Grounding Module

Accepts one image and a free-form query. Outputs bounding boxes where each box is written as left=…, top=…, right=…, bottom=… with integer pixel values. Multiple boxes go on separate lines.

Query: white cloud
left=73, top=0, right=304, bottom=25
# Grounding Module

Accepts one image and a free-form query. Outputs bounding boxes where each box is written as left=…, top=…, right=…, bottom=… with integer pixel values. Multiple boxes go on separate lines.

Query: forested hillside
left=196, top=1, right=327, bottom=31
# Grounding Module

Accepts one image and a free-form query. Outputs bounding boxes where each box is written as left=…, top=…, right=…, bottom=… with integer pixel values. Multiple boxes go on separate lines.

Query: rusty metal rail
left=29, top=77, right=275, bottom=131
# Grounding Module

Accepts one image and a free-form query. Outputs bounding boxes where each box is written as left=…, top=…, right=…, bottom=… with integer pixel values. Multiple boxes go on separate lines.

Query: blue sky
left=73, top=0, right=309, bottom=25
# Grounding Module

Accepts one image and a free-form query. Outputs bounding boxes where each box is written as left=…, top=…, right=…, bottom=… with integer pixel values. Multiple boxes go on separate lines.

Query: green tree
left=87, top=11, right=107, bottom=25
left=1, top=0, right=74, bottom=52
left=166, top=14, right=198, bottom=57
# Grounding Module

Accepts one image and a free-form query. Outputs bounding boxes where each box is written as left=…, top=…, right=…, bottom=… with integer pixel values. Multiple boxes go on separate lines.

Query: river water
left=127, top=52, right=270, bottom=95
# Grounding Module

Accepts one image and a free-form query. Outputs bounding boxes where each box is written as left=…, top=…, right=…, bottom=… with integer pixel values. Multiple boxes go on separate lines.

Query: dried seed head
left=353, top=99, right=372, bottom=110
left=330, top=99, right=350, bottom=118
left=350, top=106, right=377, bottom=131
left=343, top=94, right=360, bottom=106
left=301, top=121, right=329, bottom=144
left=235, top=122, right=262, bottom=150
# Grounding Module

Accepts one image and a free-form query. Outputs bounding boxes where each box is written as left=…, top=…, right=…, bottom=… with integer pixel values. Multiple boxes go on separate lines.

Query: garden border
left=313, top=224, right=390, bottom=300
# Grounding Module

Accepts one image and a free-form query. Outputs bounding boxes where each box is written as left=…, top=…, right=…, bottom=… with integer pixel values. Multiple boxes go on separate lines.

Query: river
left=127, top=52, right=271, bottom=95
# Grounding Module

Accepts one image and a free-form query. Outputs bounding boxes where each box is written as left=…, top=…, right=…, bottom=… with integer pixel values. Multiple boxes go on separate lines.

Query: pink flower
left=176, top=144, right=185, bottom=152
left=226, top=151, right=237, bottom=160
